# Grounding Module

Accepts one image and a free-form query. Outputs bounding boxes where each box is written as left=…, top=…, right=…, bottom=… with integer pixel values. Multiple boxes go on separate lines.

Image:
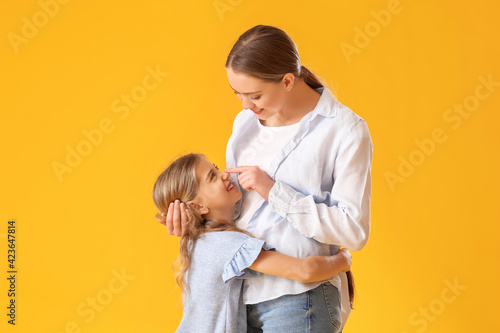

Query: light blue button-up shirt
left=226, top=87, right=373, bottom=325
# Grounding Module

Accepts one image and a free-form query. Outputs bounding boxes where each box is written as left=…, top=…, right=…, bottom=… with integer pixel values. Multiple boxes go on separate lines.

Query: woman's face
left=195, top=156, right=241, bottom=218
left=226, top=67, right=289, bottom=122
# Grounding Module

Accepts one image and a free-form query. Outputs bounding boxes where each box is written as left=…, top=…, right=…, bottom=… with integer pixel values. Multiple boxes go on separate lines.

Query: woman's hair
left=346, top=270, right=355, bottom=309
left=153, top=153, right=248, bottom=295
left=226, top=25, right=324, bottom=89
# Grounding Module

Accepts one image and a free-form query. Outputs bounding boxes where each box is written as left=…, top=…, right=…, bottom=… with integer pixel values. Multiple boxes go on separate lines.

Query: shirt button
left=276, top=209, right=280, bottom=213
left=253, top=213, right=258, bottom=217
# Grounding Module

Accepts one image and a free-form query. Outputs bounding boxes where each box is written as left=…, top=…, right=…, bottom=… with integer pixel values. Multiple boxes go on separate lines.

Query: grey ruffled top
left=176, top=231, right=271, bottom=333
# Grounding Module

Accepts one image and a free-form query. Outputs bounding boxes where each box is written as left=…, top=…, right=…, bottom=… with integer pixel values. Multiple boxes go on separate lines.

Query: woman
left=154, top=153, right=352, bottom=332
left=163, top=25, right=372, bottom=332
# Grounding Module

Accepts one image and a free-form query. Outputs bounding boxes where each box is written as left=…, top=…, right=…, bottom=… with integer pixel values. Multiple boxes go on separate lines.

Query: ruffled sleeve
left=222, top=236, right=273, bottom=282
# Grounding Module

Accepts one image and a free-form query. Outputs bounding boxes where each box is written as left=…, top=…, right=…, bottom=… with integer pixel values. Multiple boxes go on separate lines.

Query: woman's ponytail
left=346, top=269, right=355, bottom=309
left=299, top=65, right=324, bottom=90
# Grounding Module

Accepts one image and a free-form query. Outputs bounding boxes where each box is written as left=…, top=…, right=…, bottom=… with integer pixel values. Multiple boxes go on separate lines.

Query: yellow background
left=1, top=0, right=499, bottom=332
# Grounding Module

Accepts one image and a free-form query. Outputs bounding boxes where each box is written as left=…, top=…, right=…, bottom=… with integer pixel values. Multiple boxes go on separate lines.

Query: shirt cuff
left=268, top=181, right=294, bottom=217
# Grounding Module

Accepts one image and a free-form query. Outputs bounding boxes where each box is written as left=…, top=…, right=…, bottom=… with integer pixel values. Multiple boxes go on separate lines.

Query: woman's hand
left=225, top=166, right=275, bottom=201
left=156, top=200, right=189, bottom=237
left=335, top=248, right=352, bottom=272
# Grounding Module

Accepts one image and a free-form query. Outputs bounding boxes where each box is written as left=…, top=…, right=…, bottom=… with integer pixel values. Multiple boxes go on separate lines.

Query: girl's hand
left=225, top=166, right=275, bottom=201
left=336, top=248, right=352, bottom=272
left=156, top=200, right=189, bottom=237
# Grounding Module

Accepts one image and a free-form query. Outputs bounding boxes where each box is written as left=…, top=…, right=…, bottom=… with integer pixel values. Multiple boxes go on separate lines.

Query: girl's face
left=226, top=67, right=290, bottom=122
left=194, top=157, right=241, bottom=219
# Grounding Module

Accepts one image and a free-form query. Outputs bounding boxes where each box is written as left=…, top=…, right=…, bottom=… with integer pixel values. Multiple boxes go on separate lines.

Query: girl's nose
left=221, top=172, right=230, bottom=180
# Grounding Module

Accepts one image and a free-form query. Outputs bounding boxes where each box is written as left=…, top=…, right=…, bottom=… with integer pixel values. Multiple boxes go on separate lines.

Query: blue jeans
left=246, top=282, right=342, bottom=333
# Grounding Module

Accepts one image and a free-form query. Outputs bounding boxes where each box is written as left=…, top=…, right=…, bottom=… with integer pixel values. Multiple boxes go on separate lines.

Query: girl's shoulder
left=201, top=230, right=253, bottom=245
left=196, top=231, right=265, bottom=263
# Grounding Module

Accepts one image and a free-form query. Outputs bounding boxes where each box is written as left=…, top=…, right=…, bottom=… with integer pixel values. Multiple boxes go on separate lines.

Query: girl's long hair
left=152, top=154, right=248, bottom=295
left=226, top=24, right=324, bottom=90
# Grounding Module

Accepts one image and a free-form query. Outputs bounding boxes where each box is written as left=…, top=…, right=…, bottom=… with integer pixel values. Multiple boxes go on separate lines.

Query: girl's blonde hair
left=152, top=153, right=248, bottom=294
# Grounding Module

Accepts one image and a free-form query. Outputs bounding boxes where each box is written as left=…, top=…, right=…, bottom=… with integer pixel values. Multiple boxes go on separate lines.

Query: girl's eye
left=250, top=96, right=261, bottom=100
left=211, top=171, right=216, bottom=180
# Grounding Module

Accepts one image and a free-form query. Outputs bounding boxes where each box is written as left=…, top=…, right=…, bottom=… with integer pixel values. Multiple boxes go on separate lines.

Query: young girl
left=153, top=153, right=352, bottom=333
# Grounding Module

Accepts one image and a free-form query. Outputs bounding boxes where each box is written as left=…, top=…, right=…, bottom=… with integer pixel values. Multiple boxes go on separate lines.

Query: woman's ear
left=282, top=73, right=295, bottom=91
left=187, top=201, right=209, bottom=216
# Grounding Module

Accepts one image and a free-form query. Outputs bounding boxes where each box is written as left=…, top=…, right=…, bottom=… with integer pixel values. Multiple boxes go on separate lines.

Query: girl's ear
left=187, top=201, right=209, bottom=216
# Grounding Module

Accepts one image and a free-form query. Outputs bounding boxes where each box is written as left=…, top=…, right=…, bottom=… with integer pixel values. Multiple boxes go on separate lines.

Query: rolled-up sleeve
left=268, top=119, right=372, bottom=251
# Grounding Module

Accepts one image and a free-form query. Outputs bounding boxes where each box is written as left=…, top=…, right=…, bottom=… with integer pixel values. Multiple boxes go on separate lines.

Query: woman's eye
left=251, top=96, right=261, bottom=100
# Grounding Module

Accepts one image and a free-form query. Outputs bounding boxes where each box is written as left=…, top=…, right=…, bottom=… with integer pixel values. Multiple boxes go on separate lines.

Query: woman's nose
left=242, top=97, right=255, bottom=110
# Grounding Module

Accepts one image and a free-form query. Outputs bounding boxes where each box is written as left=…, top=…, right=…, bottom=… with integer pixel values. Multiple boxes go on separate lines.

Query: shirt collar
left=311, top=87, right=338, bottom=118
